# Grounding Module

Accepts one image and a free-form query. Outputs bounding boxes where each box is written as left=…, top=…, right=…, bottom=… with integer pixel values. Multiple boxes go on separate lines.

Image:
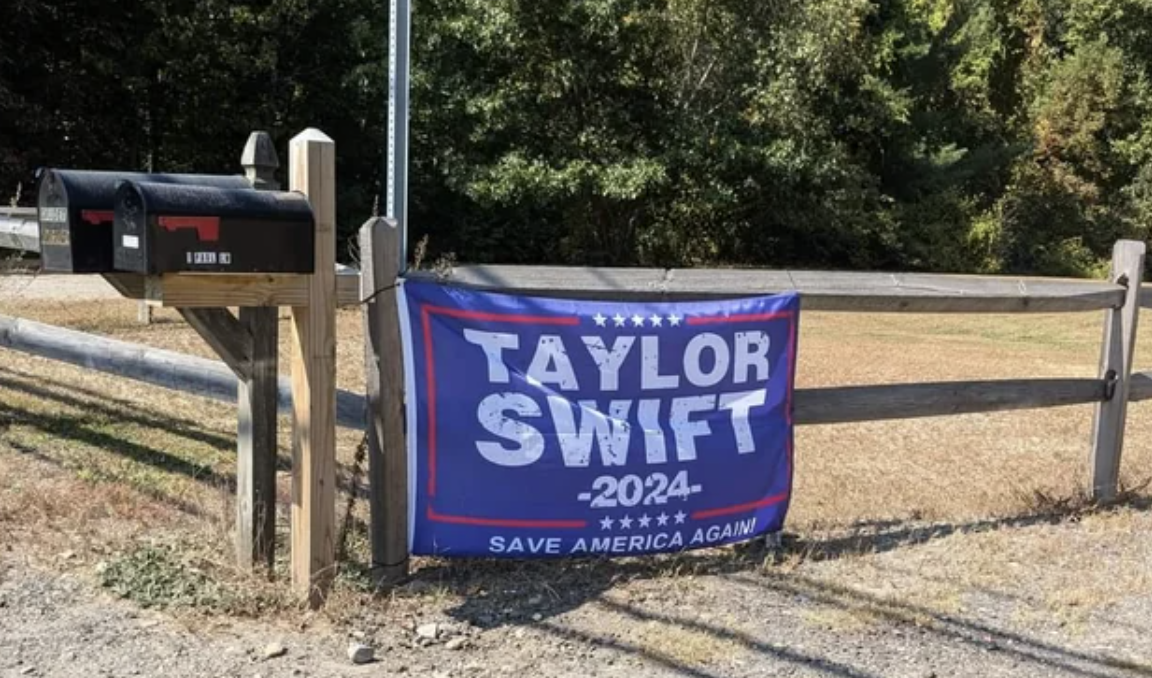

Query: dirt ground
left=2, top=274, right=1152, bottom=678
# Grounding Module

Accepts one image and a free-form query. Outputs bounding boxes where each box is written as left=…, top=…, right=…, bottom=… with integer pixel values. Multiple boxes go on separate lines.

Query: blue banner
left=399, top=280, right=799, bottom=558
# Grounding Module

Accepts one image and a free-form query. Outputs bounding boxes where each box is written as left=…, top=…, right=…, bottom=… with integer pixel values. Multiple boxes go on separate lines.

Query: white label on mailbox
left=122, top=235, right=140, bottom=249
left=40, top=207, right=67, bottom=223
left=220, top=252, right=232, bottom=265
left=193, top=252, right=217, bottom=264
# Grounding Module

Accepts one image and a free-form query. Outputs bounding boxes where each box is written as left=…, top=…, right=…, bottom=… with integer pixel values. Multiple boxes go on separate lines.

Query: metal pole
left=387, top=0, right=411, bottom=273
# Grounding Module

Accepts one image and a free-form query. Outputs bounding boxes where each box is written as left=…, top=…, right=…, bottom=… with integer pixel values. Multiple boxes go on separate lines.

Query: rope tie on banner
left=361, top=281, right=399, bottom=306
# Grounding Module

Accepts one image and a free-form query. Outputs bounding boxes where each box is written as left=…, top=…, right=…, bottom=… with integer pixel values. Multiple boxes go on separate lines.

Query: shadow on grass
left=2, top=429, right=215, bottom=518
left=0, top=366, right=237, bottom=519
left=0, top=364, right=235, bottom=451
left=0, top=399, right=232, bottom=486
left=0, top=365, right=373, bottom=519
left=388, top=496, right=1152, bottom=678
left=0, top=364, right=366, bottom=479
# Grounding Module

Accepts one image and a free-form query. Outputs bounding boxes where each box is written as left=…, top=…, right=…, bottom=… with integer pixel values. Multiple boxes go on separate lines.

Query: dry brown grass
left=793, top=311, right=1152, bottom=525
left=1, top=294, right=1151, bottom=635
left=630, top=617, right=742, bottom=667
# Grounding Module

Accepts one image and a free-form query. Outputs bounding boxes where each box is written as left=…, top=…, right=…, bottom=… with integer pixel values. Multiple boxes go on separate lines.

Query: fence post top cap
left=291, top=128, right=334, bottom=145
left=241, top=132, right=279, bottom=169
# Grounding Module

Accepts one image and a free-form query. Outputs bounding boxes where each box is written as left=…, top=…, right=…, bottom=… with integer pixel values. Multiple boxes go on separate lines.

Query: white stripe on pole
left=387, top=0, right=411, bottom=273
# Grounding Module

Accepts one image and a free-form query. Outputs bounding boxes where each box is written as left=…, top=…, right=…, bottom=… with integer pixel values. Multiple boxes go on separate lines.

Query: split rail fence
left=2, top=155, right=1150, bottom=593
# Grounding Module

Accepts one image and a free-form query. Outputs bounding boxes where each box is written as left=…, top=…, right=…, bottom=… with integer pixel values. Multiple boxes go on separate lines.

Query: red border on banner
left=421, top=304, right=580, bottom=499
left=428, top=506, right=586, bottom=529
left=420, top=304, right=585, bottom=528
left=418, top=303, right=798, bottom=529
left=684, top=310, right=797, bottom=519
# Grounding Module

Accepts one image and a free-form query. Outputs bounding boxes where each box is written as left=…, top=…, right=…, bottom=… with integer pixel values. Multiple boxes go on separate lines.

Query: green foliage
left=100, top=543, right=225, bottom=610
left=1, top=0, right=383, bottom=251
left=4, top=0, right=1152, bottom=274
left=99, top=542, right=283, bottom=614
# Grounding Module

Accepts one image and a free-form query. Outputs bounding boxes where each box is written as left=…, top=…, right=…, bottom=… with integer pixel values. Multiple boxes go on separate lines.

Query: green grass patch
left=99, top=542, right=288, bottom=615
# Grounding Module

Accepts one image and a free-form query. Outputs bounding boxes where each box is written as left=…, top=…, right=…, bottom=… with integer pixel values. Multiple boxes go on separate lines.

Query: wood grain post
left=237, top=131, right=282, bottom=571
left=237, top=307, right=278, bottom=569
left=360, top=217, right=409, bottom=586
left=289, top=129, right=338, bottom=607
left=1089, top=240, right=1146, bottom=502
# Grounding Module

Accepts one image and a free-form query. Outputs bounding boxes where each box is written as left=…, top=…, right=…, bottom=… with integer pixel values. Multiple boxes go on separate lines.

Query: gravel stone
left=347, top=643, right=375, bottom=665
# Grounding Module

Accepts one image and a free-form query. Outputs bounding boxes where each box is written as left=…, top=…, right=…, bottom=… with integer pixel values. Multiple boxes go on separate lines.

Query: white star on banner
left=631, top=314, right=646, bottom=327
left=613, top=313, right=626, bottom=327
left=619, top=515, right=634, bottom=529
left=674, top=511, right=687, bottom=525
left=649, top=314, right=663, bottom=327
left=656, top=513, right=670, bottom=527
left=668, top=314, right=682, bottom=326
left=593, top=313, right=607, bottom=327
left=638, top=514, right=652, bottom=528
left=600, top=516, right=614, bottom=531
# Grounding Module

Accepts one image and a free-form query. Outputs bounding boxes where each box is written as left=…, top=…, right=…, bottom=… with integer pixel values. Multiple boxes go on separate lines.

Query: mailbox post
left=34, top=129, right=341, bottom=607
left=236, top=132, right=282, bottom=573
left=288, top=129, right=338, bottom=607
left=170, top=132, right=295, bottom=573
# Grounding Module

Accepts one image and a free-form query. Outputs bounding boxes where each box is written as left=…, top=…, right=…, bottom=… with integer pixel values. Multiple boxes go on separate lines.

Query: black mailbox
left=37, top=170, right=252, bottom=273
left=113, top=181, right=315, bottom=274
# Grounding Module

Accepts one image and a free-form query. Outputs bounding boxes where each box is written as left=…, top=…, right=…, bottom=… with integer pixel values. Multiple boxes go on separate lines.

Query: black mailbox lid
left=37, top=169, right=252, bottom=273
left=114, top=181, right=315, bottom=274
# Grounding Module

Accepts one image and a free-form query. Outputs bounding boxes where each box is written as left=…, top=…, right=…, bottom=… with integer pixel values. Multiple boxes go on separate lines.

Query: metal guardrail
left=0, top=207, right=38, bottom=253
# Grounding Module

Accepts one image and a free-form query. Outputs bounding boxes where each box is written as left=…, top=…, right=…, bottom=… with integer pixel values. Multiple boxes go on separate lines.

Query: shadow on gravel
left=537, top=605, right=887, bottom=678
left=404, top=498, right=1152, bottom=678
left=744, top=572, right=1152, bottom=678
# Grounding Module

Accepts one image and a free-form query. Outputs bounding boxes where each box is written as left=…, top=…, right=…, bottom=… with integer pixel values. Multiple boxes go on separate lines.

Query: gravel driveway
left=4, top=532, right=1152, bottom=678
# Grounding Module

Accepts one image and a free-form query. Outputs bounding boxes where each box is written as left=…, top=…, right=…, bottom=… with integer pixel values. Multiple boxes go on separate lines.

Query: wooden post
left=137, top=301, right=153, bottom=325
left=242, top=131, right=280, bottom=190
left=236, top=131, right=282, bottom=571
left=289, top=129, right=337, bottom=606
left=237, top=306, right=278, bottom=569
left=1089, top=240, right=1145, bottom=502
left=360, top=217, right=408, bottom=586
left=179, top=132, right=283, bottom=571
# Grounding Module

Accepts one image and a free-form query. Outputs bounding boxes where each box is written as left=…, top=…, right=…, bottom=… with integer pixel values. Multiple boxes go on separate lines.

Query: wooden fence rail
left=9, top=311, right=1137, bottom=429
left=405, top=266, right=1128, bottom=313
left=0, top=313, right=365, bottom=428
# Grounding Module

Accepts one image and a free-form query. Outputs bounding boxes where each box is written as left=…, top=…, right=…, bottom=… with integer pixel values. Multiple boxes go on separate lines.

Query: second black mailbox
left=114, top=182, right=315, bottom=274
left=37, top=169, right=253, bottom=273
